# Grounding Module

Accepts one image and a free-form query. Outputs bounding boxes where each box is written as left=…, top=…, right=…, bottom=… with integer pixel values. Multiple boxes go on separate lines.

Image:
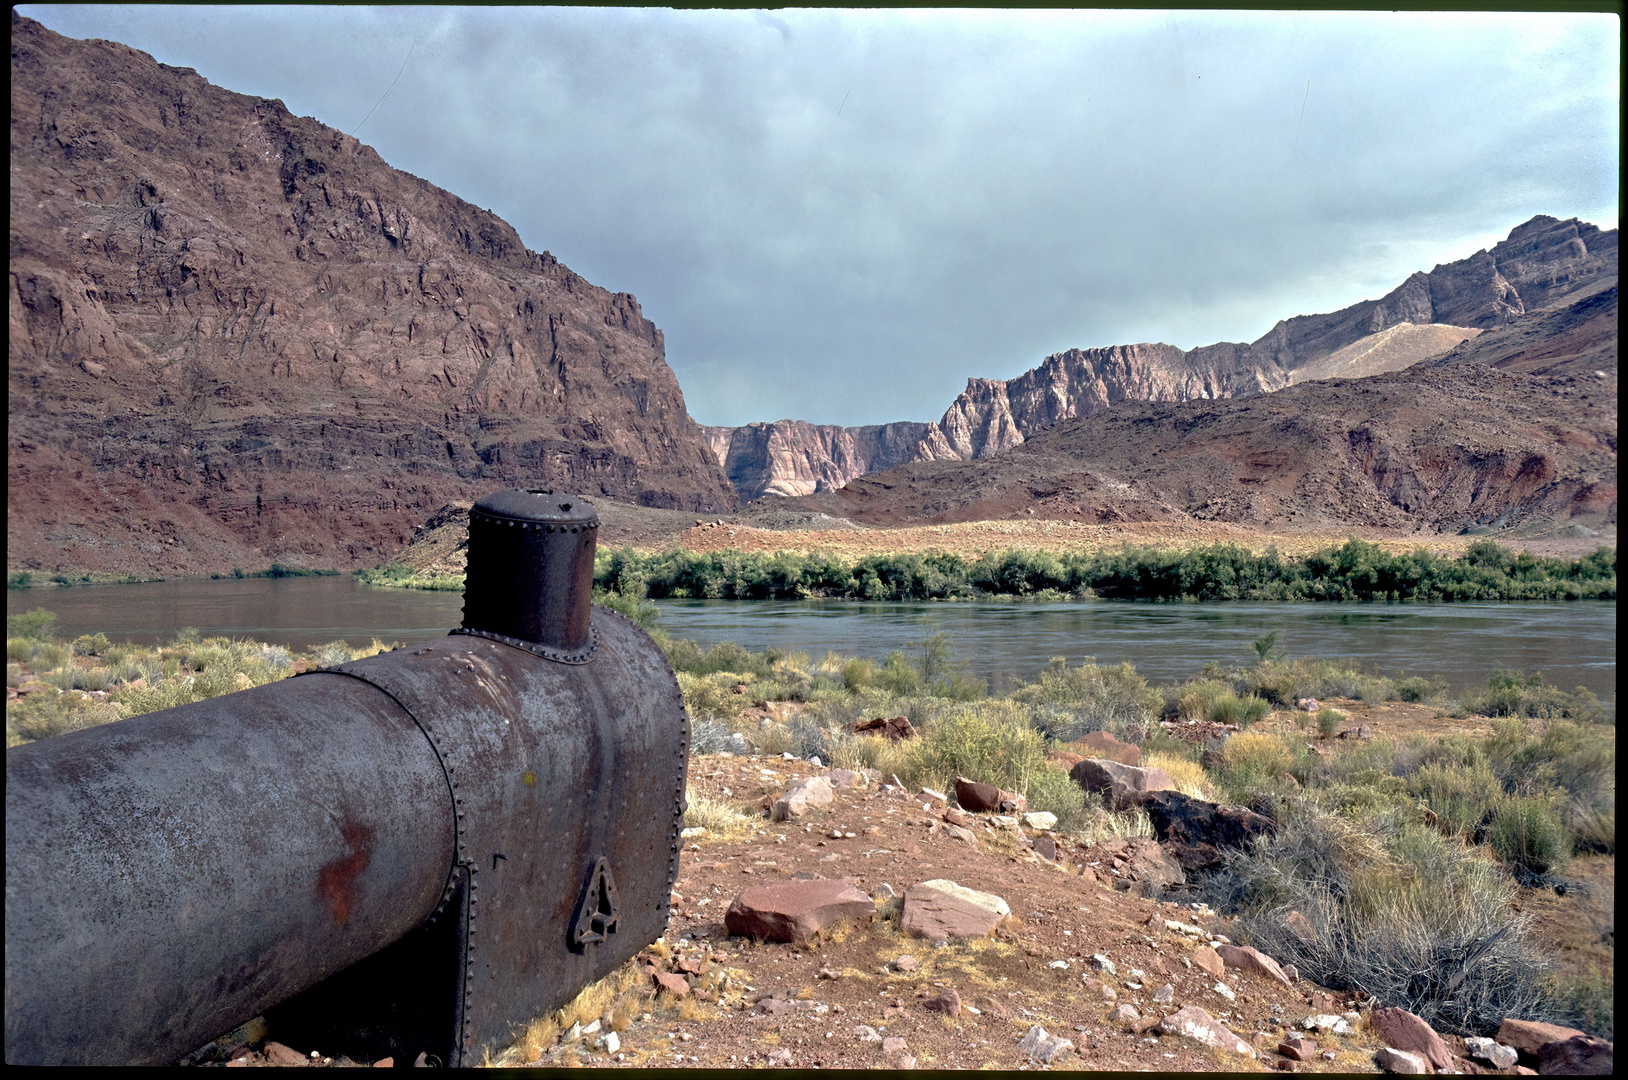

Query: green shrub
left=1023, top=765, right=1088, bottom=833
left=1240, top=661, right=1300, bottom=706
left=1013, top=656, right=1160, bottom=740
left=1168, top=679, right=1233, bottom=721
left=594, top=590, right=659, bottom=629
left=841, top=657, right=875, bottom=692
left=7, top=609, right=57, bottom=640
left=1214, top=731, right=1296, bottom=792
left=828, top=732, right=903, bottom=775
left=70, top=633, right=112, bottom=657
left=1316, top=707, right=1345, bottom=739
left=7, top=691, right=128, bottom=744
left=1463, top=671, right=1606, bottom=724
left=304, top=641, right=350, bottom=668
left=893, top=700, right=1048, bottom=797
left=1209, top=694, right=1272, bottom=728
left=1488, top=796, right=1571, bottom=876
left=663, top=639, right=779, bottom=680
left=1408, top=760, right=1501, bottom=838
left=1394, top=675, right=1445, bottom=703
left=676, top=671, right=754, bottom=724
left=34, top=642, right=69, bottom=670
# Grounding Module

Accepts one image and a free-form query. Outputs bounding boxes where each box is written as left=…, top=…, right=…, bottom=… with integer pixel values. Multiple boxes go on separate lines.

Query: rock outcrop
left=700, top=420, right=937, bottom=499
left=8, top=15, right=734, bottom=576
left=708, top=214, right=1614, bottom=502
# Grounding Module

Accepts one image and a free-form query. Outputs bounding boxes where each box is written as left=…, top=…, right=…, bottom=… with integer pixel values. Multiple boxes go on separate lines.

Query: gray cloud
left=18, top=7, right=1619, bottom=425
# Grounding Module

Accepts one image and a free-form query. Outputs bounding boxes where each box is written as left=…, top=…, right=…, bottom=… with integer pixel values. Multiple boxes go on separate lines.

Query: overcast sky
left=19, top=6, right=1621, bottom=427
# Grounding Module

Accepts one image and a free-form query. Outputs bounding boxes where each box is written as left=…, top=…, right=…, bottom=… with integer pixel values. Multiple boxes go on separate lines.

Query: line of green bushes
left=209, top=564, right=341, bottom=580
left=8, top=570, right=161, bottom=589
left=586, top=538, right=1615, bottom=602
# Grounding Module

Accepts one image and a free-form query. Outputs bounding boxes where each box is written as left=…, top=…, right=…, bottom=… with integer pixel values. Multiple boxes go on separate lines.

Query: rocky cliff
left=8, top=15, right=734, bottom=576
left=699, top=420, right=937, bottom=499
left=789, top=280, right=1617, bottom=538
left=710, top=215, right=1615, bottom=502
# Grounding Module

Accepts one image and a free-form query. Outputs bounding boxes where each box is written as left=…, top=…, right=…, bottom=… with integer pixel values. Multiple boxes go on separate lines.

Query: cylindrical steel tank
left=4, top=489, right=688, bottom=1066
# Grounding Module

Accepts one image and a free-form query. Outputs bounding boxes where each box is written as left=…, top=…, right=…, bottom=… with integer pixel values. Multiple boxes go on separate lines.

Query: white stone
left=1462, top=1037, right=1518, bottom=1069
left=1212, top=982, right=1236, bottom=1002
left=917, top=879, right=1010, bottom=918
left=1373, top=1047, right=1430, bottom=1074
left=1022, top=811, right=1059, bottom=830
left=1018, top=1025, right=1075, bottom=1063
left=1303, top=1014, right=1353, bottom=1036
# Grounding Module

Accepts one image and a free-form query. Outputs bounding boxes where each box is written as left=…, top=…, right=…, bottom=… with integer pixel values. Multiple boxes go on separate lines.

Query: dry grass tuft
left=1143, top=749, right=1217, bottom=800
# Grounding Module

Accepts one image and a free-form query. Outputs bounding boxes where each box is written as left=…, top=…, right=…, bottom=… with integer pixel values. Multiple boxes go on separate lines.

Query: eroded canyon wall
left=9, top=15, right=734, bottom=575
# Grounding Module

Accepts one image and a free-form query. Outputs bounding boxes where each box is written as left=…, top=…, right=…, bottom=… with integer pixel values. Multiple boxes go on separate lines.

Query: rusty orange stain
left=316, top=821, right=374, bottom=924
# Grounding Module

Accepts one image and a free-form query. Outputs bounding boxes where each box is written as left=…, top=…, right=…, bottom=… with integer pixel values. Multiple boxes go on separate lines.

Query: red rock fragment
left=724, top=879, right=874, bottom=943
left=1368, top=1007, right=1453, bottom=1072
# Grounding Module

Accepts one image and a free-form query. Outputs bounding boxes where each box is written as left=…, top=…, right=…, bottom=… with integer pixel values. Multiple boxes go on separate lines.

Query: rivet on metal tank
left=454, top=488, right=600, bottom=662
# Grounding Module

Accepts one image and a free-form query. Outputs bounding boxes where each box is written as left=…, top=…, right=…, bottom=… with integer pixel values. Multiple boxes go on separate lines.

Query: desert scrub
left=1461, top=670, right=1606, bottom=724
left=1212, top=804, right=1557, bottom=1036
left=890, top=699, right=1049, bottom=799
left=1143, top=749, right=1217, bottom=801
left=828, top=732, right=906, bottom=776
left=1312, top=705, right=1344, bottom=739
left=7, top=608, right=58, bottom=640
left=1393, top=674, right=1446, bottom=703
left=1487, top=795, right=1571, bottom=877
left=675, top=671, right=756, bottom=724
left=1165, top=678, right=1234, bottom=721
left=1543, top=963, right=1614, bottom=1042
left=1406, top=759, right=1502, bottom=838
left=681, top=790, right=756, bottom=838
left=663, top=638, right=780, bottom=681
left=1480, top=717, right=1616, bottom=853
left=1211, top=731, right=1297, bottom=792
left=1011, top=656, right=1161, bottom=738
left=1209, top=692, right=1272, bottom=727
left=7, top=691, right=129, bottom=745
left=1022, top=764, right=1089, bottom=833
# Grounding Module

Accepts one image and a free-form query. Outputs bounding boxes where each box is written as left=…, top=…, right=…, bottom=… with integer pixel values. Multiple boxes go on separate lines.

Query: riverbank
left=362, top=538, right=1617, bottom=604
left=7, top=612, right=1613, bottom=1066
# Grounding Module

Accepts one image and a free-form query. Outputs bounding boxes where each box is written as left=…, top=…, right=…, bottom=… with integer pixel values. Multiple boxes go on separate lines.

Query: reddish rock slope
left=8, top=15, right=734, bottom=576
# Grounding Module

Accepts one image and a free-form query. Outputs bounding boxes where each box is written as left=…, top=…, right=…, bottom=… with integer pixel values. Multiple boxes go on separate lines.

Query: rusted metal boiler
left=5, top=489, right=689, bottom=1066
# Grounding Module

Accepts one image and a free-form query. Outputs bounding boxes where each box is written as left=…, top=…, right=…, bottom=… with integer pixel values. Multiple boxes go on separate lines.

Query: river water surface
left=9, top=576, right=1614, bottom=703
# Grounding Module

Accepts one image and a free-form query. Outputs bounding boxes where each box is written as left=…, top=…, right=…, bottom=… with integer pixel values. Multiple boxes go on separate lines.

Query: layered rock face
left=793, top=279, right=1617, bottom=537
left=711, top=214, right=1615, bottom=502
left=9, top=16, right=733, bottom=575
left=700, top=420, right=937, bottom=498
